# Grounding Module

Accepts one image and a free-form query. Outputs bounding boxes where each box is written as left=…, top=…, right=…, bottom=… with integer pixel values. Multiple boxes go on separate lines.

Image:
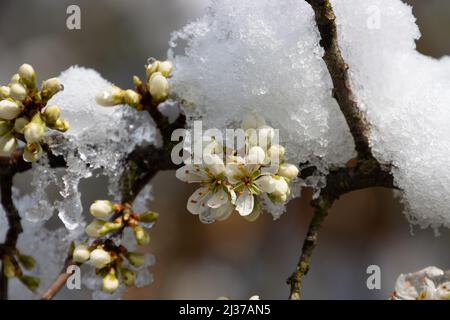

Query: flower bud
left=9, top=83, right=27, bottom=101
left=85, top=220, right=107, bottom=238
left=2, top=257, right=17, bottom=278
left=102, top=269, right=119, bottom=294
left=0, top=86, right=10, bottom=99
left=23, top=143, right=43, bottom=162
left=41, top=77, right=63, bottom=101
left=126, top=252, right=145, bottom=267
left=278, top=163, right=299, bottom=179
left=133, top=226, right=150, bottom=246
left=139, top=211, right=159, bottom=223
left=17, top=254, right=36, bottom=271
left=268, top=144, right=285, bottom=163
left=146, top=60, right=160, bottom=79
left=19, top=275, right=40, bottom=291
left=120, top=268, right=136, bottom=287
left=18, top=64, right=36, bottom=88
left=158, top=61, right=173, bottom=77
left=255, top=175, right=276, bottom=193
left=13, top=117, right=29, bottom=134
left=43, top=105, right=61, bottom=124
left=0, top=99, right=21, bottom=120
left=247, top=146, right=266, bottom=164
left=241, top=113, right=266, bottom=130
left=271, top=176, right=289, bottom=197
left=24, top=115, right=45, bottom=143
left=53, top=118, right=70, bottom=132
left=73, top=244, right=91, bottom=263
left=133, top=75, right=143, bottom=88
left=90, top=248, right=111, bottom=269
left=0, top=120, right=12, bottom=136
left=123, top=89, right=141, bottom=107
left=9, top=74, right=20, bottom=85
left=148, top=72, right=169, bottom=102
left=0, top=134, right=18, bottom=156
left=95, top=85, right=124, bottom=106
left=90, top=200, right=114, bottom=219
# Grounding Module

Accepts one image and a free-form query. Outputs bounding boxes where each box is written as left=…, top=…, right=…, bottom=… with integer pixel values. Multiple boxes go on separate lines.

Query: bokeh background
left=1, top=0, right=449, bottom=299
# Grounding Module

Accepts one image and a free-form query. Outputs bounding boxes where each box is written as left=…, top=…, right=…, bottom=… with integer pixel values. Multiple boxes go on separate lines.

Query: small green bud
left=126, top=252, right=145, bottom=268
left=102, top=269, right=119, bottom=294
left=13, top=117, right=29, bottom=134
left=9, top=83, right=27, bottom=101
left=89, top=200, right=114, bottom=219
left=19, top=275, right=40, bottom=292
left=9, top=74, right=21, bottom=85
left=43, top=105, right=61, bottom=124
left=133, top=226, right=150, bottom=246
left=158, top=61, right=173, bottom=77
left=17, top=254, right=36, bottom=270
left=0, top=119, right=12, bottom=136
left=0, top=86, right=10, bottom=99
left=0, top=99, right=21, bottom=120
left=133, top=76, right=142, bottom=88
left=73, top=244, right=91, bottom=263
left=123, top=89, right=141, bottom=108
left=18, top=64, right=36, bottom=89
left=2, top=257, right=17, bottom=278
left=0, top=133, right=18, bottom=157
left=53, top=118, right=70, bottom=132
left=148, top=72, right=169, bottom=102
left=90, top=248, right=112, bottom=269
left=85, top=220, right=107, bottom=238
left=138, top=211, right=159, bottom=223
left=41, top=77, right=63, bottom=102
left=146, top=60, right=160, bottom=79
left=95, top=85, right=124, bottom=107
left=120, top=268, right=136, bottom=287
left=24, top=114, right=46, bottom=143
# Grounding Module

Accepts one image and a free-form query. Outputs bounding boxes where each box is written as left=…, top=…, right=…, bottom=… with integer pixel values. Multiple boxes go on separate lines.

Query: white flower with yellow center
left=176, top=154, right=236, bottom=221
left=226, top=149, right=277, bottom=216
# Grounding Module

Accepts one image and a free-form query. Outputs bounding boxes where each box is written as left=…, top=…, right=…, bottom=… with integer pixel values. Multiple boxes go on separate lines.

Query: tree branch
left=0, top=175, right=22, bottom=300
left=306, top=0, right=372, bottom=160
left=286, top=0, right=397, bottom=299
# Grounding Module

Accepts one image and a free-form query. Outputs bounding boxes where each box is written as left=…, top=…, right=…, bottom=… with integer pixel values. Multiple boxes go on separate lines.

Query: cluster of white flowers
left=72, top=200, right=158, bottom=294
left=392, top=267, right=450, bottom=300
left=0, top=64, right=68, bottom=161
left=96, top=58, right=172, bottom=108
left=176, top=113, right=299, bottom=223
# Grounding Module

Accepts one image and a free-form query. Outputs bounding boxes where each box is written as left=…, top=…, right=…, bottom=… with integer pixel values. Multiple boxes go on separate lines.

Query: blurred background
left=0, top=0, right=449, bottom=299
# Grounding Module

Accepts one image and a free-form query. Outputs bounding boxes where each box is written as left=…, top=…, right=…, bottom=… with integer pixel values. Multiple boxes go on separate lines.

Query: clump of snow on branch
left=170, top=0, right=450, bottom=229
left=169, top=0, right=355, bottom=167
left=18, top=66, right=157, bottom=230
left=332, top=0, right=450, bottom=229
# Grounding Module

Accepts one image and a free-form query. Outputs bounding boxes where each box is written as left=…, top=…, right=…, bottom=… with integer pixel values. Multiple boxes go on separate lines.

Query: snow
left=332, top=0, right=450, bottom=229
left=21, top=66, right=158, bottom=230
left=169, top=0, right=450, bottom=229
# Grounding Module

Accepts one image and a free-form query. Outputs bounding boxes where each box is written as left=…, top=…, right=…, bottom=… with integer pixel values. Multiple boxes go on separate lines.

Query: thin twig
left=40, top=258, right=79, bottom=300
left=0, top=175, right=22, bottom=300
left=288, top=196, right=332, bottom=300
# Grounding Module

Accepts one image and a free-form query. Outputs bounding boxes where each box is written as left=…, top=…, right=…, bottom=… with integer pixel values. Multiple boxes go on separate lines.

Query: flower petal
left=235, top=188, right=254, bottom=216
left=187, top=187, right=211, bottom=215
left=207, top=188, right=229, bottom=208
left=176, top=164, right=208, bottom=183
left=211, top=202, right=235, bottom=221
